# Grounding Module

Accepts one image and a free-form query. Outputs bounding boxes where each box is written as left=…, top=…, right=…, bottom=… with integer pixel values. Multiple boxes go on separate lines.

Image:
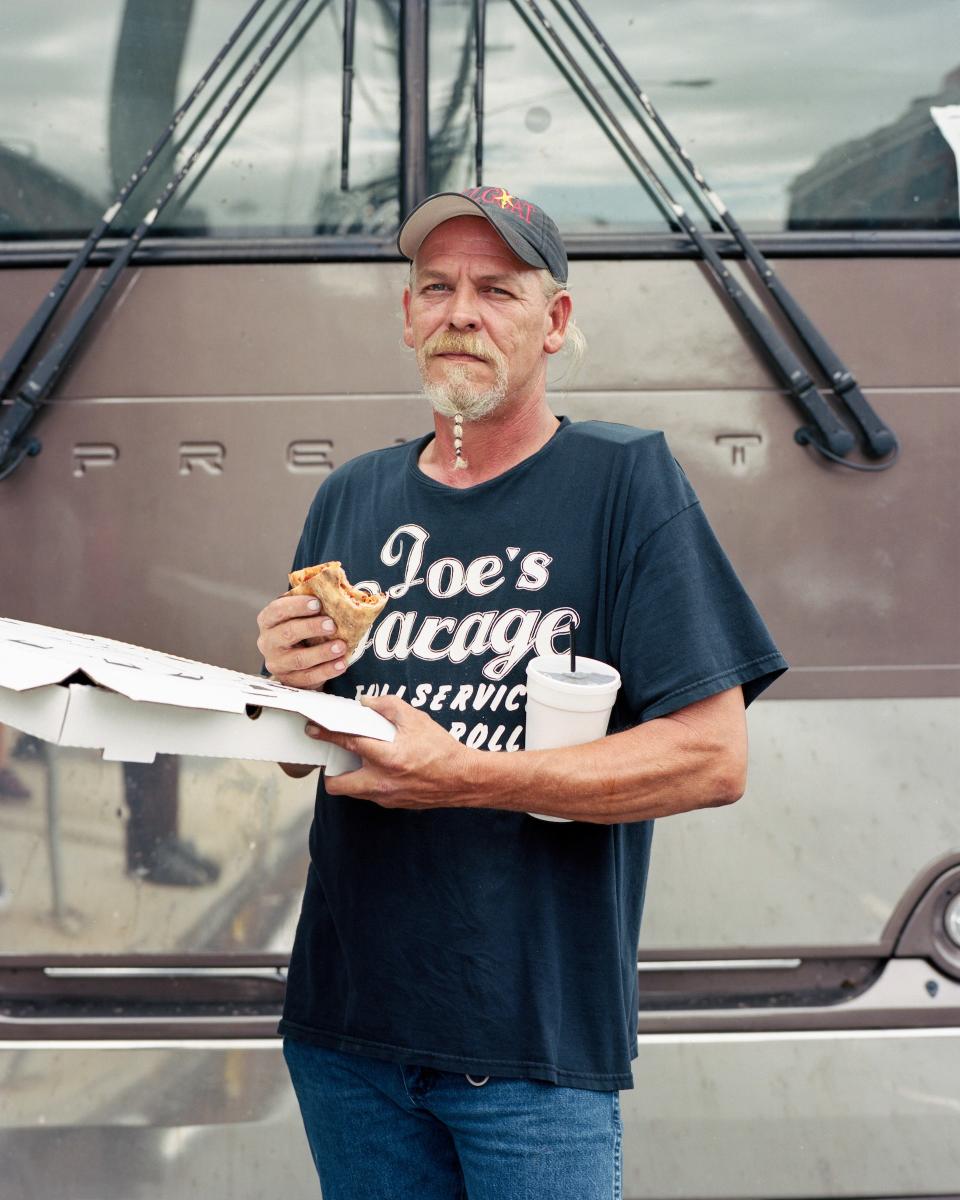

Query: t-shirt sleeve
left=610, top=499, right=787, bottom=723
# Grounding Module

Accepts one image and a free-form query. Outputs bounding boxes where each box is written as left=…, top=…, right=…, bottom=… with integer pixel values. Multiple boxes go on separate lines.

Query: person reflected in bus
left=0, top=724, right=30, bottom=804
left=0, top=723, right=29, bottom=910
left=257, top=186, right=787, bottom=1199
left=123, top=755, right=220, bottom=887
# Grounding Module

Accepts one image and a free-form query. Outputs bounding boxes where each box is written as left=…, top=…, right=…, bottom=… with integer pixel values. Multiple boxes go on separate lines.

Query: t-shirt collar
left=407, top=415, right=572, bottom=496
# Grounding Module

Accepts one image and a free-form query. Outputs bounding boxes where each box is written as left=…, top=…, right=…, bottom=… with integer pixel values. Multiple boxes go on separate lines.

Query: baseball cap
left=397, top=186, right=568, bottom=284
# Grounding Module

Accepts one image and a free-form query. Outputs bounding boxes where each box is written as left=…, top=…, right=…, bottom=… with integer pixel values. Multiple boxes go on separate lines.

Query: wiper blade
left=508, top=0, right=681, bottom=231
left=0, top=0, right=317, bottom=482
left=560, top=0, right=898, bottom=467
left=165, top=0, right=329, bottom=227
left=0, top=0, right=271, bottom=401
left=547, top=3, right=722, bottom=233
left=340, top=0, right=358, bottom=191
left=474, top=0, right=487, bottom=186
left=516, top=0, right=856, bottom=459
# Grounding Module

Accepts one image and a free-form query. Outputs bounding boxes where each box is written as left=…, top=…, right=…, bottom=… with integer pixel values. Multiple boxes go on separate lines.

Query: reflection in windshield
left=2, top=0, right=958, bottom=238
left=0, top=0, right=400, bottom=241
left=0, top=147, right=102, bottom=237
left=431, top=0, right=960, bottom=234
left=789, top=66, right=960, bottom=230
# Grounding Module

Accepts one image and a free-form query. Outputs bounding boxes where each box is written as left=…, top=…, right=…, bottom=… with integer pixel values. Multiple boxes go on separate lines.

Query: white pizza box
left=0, top=617, right=394, bottom=773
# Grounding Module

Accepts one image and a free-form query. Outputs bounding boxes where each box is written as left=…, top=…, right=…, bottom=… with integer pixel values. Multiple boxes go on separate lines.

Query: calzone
left=287, top=561, right=387, bottom=661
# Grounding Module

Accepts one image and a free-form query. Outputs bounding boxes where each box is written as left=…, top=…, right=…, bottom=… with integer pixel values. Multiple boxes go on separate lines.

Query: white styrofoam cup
left=524, top=653, right=621, bottom=822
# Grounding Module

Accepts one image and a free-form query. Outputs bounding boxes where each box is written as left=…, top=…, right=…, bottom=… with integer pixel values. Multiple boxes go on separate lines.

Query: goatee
left=417, top=331, right=508, bottom=421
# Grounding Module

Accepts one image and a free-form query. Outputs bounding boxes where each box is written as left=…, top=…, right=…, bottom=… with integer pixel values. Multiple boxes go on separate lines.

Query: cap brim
left=397, top=192, right=549, bottom=272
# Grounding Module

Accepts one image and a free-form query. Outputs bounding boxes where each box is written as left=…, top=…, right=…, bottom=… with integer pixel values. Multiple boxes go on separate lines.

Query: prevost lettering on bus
left=461, top=185, right=536, bottom=224
left=71, top=440, right=338, bottom=476
left=70, top=436, right=766, bottom=477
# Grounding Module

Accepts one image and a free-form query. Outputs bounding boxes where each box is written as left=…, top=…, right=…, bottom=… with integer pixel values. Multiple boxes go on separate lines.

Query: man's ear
left=544, top=291, right=573, bottom=355
left=402, top=285, right=415, bottom=349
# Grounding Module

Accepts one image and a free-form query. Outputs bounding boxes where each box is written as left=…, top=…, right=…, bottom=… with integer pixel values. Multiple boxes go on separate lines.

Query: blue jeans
left=283, top=1038, right=623, bottom=1199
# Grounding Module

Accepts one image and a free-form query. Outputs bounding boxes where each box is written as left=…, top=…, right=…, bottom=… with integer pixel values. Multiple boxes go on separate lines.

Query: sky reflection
left=0, top=0, right=956, bottom=237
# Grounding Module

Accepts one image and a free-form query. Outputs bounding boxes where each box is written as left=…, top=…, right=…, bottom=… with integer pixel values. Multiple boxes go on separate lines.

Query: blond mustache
left=422, top=333, right=502, bottom=366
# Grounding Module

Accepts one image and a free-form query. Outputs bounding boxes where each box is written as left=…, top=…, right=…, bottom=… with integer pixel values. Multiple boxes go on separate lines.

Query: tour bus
left=1, top=1, right=958, bottom=1196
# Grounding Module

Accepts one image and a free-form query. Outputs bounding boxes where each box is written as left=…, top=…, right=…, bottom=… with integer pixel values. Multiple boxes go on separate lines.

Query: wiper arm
left=0, top=399, right=42, bottom=482
left=516, top=0, right=855, bottom=459
left=166, top=0, right=330, bottom=227
left=560, top=0, right=898, bottom=468
left=509, top=0, right=680, bottom=231
left=546, top=3, right=721, bottom=232
left=0, top=0, right=271, bottom=401
left=474, top=0, right=487, bottom=186
left=0, top=0, right=316, bottom=483
left=340, top=0, right=358, bottom=191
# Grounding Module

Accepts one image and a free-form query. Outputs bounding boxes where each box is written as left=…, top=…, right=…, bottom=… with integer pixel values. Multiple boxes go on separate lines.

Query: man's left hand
left=306, top=695, right=478, bottom=810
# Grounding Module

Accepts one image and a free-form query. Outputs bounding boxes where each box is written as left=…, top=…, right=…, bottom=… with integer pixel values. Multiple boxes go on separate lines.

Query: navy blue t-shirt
left=278, top=418, right=787, bottom=1090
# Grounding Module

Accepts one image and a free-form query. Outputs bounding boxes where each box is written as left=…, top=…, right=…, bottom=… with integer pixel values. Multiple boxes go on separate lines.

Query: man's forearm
left=466, top=690, right=746, bottom=824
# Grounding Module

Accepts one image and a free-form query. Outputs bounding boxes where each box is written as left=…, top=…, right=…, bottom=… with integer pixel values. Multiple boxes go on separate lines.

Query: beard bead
left=453, top=412, right=468, bottom=469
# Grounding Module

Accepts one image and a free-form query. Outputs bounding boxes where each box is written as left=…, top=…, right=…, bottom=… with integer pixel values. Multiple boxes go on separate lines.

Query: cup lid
left=526, top=654, right=621, bottom=694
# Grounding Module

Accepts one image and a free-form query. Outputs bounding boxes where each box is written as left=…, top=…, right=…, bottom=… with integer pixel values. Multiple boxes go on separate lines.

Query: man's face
left=402, top=216, right=568, bottom=421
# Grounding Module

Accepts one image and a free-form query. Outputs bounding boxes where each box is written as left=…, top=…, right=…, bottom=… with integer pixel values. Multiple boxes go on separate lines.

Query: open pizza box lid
left=0, top=617, right=394, bottom=774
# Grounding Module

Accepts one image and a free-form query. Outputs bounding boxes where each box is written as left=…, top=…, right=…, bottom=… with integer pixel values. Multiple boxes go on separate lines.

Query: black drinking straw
left=569, top=626, right=577, bottom=674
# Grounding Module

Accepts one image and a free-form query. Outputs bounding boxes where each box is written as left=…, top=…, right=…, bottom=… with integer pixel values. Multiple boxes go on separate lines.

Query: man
left=257, top=186, right=787, bottom=1199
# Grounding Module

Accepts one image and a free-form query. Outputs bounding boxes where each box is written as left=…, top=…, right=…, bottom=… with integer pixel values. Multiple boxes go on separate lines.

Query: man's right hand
left=256, top=595, right=348, bottom=690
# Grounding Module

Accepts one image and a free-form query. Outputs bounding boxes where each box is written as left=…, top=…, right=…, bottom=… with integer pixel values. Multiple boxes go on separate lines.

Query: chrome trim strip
left=44, top=966, right=286, bottom=980
left=0, top=1038, right=280, bottom=1050
left=637, top=959, right=801, bottom=972
left=2, top=229, right=959, bottom=269
left=633, top=959, right=960, bottom=1034
left=635, top=1028, right=960, bottom=1046
left=0, top=1014, right=279, bottom=1029
left=3, top=1028, right=960, bottom=1052
left=1, top=960, right=954, bottom=1040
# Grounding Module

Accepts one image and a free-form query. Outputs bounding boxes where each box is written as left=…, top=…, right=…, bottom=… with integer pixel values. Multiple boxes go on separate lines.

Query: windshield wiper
left=0, top=0, right=270, bottom=405
left=557, top=0, right=899, bottom=470
left=515, top=0, right=858, bottom=461
left=167, top=0, right=330, bottom=224
left=340, top=0, right=358, bottom=190
left=509, top=0, right=683, bottom=231
left=0, top=0, right=316, bottom=483
left=474, top=0, right=487, bottom=186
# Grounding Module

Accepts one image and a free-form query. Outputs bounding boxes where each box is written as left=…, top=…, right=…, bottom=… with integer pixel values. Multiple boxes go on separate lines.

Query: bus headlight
left=945, top=895, right=960, bottom=949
